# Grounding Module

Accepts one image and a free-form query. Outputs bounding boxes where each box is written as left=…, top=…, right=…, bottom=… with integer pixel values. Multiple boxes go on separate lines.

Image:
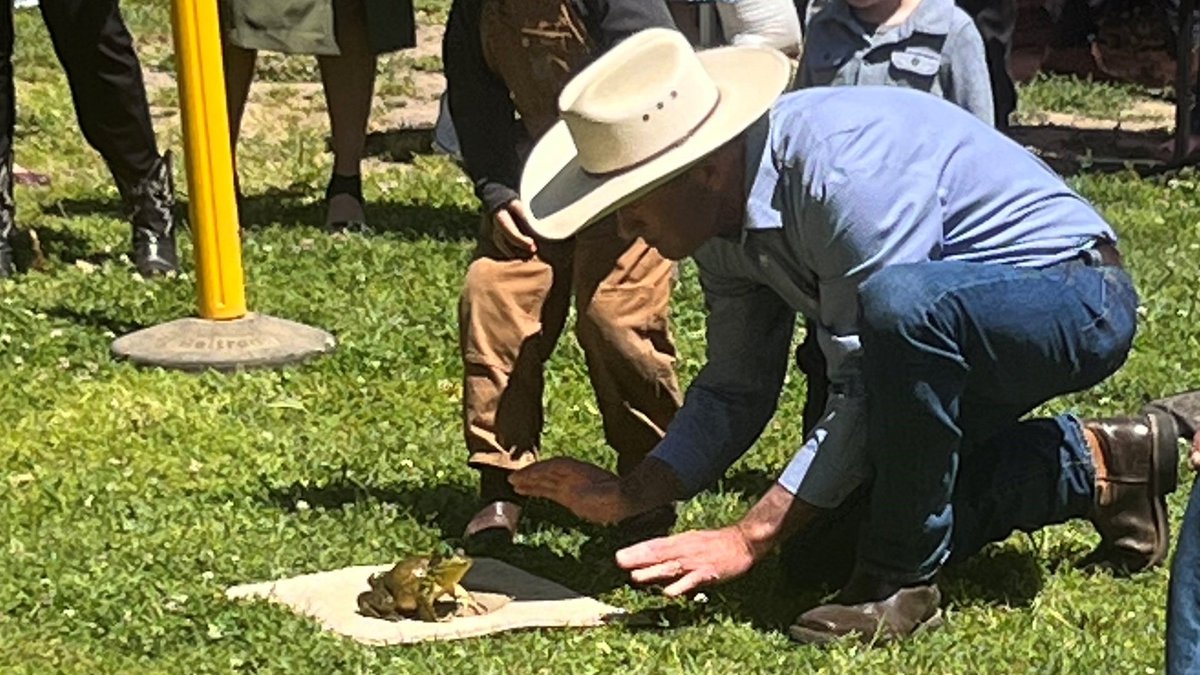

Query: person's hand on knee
left=491, top=199, right=538, bottom=257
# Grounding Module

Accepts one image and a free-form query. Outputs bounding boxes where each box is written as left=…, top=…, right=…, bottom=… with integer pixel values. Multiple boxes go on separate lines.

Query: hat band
left=579, top=92, right=721, bottom=179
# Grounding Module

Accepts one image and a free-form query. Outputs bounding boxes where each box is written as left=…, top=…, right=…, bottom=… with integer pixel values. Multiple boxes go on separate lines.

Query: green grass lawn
left=3, top=3, right=1200, bottom=673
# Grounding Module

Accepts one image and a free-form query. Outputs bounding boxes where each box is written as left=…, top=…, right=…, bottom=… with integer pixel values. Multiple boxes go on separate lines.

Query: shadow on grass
left=235, top=187, right=478, bottom=242
left=43, top=185, right=477, bottom=243
left=261, top=474, right=1049, bottom=634
left=29, top=225, right=124, bottom=269
left=41, top=305, right=151, bottom=336
left=265, top=477, right=668, bottom=588
left=939, top=545, right=1047, bottom=608
left=257, top=475, right=863, bottom=633
left=1009, top=123, right=1191, bottom=177
left=2, top=223, right=121, bottom=274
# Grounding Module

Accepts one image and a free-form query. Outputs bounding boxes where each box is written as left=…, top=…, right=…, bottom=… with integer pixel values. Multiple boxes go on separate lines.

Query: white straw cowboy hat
left=520, top=28, right=790, bottom=240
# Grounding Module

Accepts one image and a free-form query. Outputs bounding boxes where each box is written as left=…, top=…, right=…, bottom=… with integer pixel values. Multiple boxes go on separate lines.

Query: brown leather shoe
left=789, top=581, right=943, bottom=645
left=463, top=467, right=524, bottom=552
left=1078, top=412, right=1179, bottom=574
left=463, top=500, right=522, bottom=551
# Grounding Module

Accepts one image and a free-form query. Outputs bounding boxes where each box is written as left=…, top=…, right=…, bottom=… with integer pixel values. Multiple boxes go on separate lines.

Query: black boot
left=0, top=154, right=15, bottom=278
left=116, top=152, right=178, bottom=276
left=324, top=172, right=368, bottom=233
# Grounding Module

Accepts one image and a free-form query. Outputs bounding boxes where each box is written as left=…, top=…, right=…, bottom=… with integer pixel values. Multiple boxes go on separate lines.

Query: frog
left=357, top=550, right=483, bottom=622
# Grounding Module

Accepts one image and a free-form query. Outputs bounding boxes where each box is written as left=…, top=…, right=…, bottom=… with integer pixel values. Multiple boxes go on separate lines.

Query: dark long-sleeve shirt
left=443, top=0, right=674, bottom=214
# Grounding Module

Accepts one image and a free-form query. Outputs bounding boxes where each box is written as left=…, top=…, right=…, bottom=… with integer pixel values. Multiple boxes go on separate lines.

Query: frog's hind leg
left=453, top=583, right=485, bottom=616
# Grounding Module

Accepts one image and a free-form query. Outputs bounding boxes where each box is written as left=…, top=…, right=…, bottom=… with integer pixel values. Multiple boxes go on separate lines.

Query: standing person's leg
left=791, top=258, right=1147, bottom=643
left=317, top=0, right=375, bottom=230
left=570, top=218, right=681, bottom=538
left=571, top=216, right=682, bottom=485
left=1168, top=467, right=1200, bottom=673
left=461, top=226, right=574, bottom=546
left=219, top=1, right=257, bottom=184
left=0, top=1, right=15, bottom=278
left=1154, top=0, right=1200, bottom=161
left=39, top=0, right=177, bottom=275
left=954, top=0, right=1017, bottom=130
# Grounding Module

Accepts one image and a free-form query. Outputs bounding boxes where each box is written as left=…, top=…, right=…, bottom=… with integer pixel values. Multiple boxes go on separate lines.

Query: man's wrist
left=733, top=518, right=778, bottom=561
left=617, top=457, right=683, bottom=518
left=735, top=484, right=826, bottom=560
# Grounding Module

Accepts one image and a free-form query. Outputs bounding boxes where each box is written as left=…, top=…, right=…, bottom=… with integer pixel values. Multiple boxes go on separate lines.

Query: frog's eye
left=413, top=569, right=427, bottom=578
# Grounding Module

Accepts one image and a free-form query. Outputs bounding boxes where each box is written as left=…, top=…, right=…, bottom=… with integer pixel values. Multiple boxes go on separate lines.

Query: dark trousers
left=954, top=0, right=1017, bottom=130
left=0, top=0, right=159, bottom=184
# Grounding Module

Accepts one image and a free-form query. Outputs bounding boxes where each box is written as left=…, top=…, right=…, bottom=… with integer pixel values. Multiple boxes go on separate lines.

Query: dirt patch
left=1013, top=100, right=1182, bottom=172
left=142, top=22, right=447, bottom=146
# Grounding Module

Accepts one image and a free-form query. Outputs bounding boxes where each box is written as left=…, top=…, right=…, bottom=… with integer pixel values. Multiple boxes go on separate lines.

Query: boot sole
left=1146, top=409, right=1179, bottom=567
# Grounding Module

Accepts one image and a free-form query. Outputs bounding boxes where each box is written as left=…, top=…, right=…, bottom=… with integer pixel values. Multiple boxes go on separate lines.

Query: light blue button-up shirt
left=649, top=86, right=1116, bottom=508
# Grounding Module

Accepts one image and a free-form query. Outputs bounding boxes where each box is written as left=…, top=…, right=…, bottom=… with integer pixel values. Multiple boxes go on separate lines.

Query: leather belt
left=1081, top=241, right=1123, bottom=268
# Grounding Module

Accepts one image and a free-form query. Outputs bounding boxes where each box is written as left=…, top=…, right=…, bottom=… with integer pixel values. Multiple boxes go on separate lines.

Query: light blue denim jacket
left=797, top=0, right=994, bottom=125
left=648, top=87, right=1115, bottom=508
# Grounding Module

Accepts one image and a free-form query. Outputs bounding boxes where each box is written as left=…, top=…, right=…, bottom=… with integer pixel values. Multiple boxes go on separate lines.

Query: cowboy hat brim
left=520, top=45, right=791, bottom=241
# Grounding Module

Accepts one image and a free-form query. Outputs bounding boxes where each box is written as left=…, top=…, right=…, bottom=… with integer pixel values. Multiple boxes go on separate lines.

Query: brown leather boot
left=789, top=574, right=943, bottom=645
left=1077, top=412, right=1179, bottom=574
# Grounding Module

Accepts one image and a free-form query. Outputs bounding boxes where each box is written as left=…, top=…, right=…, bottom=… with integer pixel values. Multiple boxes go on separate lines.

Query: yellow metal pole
left=170, top=0, right=246, bottom=320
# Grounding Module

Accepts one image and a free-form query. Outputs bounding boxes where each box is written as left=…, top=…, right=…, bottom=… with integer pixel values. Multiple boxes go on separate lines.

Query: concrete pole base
left=111, top=313, right=336, bottom=372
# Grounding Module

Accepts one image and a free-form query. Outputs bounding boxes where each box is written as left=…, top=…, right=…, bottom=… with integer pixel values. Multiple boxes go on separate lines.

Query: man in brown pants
left=443, top=0, right=684, bottom=546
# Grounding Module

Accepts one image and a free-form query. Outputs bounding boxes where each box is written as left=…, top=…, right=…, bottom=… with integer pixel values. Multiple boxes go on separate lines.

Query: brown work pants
left=461, top=216, right=682, bottom=475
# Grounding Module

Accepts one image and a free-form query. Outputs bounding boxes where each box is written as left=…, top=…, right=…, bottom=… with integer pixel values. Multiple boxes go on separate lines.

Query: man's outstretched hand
left=615, top=527, right=757, bottom=596
left=1191, top=432, right=1200, bottom=472
left=509, top=457, right=628, bottom=524
left=613, top=484, right=824, bottom=597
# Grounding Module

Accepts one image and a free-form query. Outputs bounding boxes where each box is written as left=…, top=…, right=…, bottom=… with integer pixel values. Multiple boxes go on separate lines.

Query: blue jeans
left=1169, top=477, right=1200, bottom=674
left=854, top=258, right=1139, bottom=583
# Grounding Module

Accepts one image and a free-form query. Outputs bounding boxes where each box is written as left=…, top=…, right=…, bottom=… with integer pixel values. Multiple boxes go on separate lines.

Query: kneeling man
left=512, top=28, right=1178, bottom=643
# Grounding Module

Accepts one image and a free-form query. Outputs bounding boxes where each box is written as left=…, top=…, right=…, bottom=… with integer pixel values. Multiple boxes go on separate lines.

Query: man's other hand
left=510, top=458, right=626, bottom=524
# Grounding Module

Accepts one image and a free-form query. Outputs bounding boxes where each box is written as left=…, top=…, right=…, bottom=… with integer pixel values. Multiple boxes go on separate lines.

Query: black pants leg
left=0, top=3, right=14, bottom=161
left=37, top=0, right=159, bottom=185
left=955, top=0, right=1017, bottom=130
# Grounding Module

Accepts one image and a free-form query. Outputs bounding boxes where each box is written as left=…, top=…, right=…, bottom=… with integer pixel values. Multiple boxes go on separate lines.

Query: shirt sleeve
left=942, top=15, right=995, bottom=127
left=443, top=0, right=522, bottom=214
left=777, top=162, right=944, bottom=507
left=649, top=262, right=796, bottom=497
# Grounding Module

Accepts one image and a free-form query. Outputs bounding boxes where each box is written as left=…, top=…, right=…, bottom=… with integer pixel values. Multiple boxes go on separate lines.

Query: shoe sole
left=787, top=609, right=944, bottom=646
left=1146, top=410, right=1180, bottom=567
